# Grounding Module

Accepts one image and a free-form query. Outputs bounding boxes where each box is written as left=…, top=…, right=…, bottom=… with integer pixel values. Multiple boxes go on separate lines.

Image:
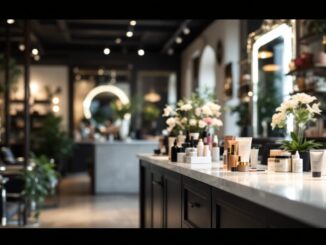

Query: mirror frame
left=250, top=20, right=296, bottom=137
left=83, top=84, right=130, bottom=119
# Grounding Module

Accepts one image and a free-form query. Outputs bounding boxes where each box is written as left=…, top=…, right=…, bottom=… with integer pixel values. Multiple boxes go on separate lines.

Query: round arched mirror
left=83, top=84, right=130, bottom=123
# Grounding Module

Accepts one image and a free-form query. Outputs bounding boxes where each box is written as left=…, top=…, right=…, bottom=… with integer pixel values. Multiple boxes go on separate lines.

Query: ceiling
left=1, top=19, right=214, bottom=61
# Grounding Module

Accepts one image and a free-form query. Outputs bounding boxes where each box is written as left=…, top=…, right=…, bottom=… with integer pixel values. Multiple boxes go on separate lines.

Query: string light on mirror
left=32, top=48, right=39, bottom=56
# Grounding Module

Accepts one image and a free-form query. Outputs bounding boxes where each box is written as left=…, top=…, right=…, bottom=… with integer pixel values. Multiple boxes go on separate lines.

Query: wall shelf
left=286, top=66, right=326, bottom=77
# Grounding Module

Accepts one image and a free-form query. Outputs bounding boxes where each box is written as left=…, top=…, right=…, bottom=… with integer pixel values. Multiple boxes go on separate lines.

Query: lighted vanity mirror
left=251, top=22, right=294, bottom=137
left=83, top=84, right=130, bottom=123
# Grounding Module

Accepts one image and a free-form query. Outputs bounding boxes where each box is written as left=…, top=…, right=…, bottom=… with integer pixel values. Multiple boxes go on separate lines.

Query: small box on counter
left=185, top=156, right=211, bottom=164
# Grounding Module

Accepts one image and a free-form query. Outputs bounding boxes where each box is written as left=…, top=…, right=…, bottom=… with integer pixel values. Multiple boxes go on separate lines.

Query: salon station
left=1, top=19, right=326, bottom=228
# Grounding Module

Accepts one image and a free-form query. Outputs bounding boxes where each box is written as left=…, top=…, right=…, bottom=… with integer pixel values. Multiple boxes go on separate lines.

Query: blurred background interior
left=1, top=19, right=326, bottom=227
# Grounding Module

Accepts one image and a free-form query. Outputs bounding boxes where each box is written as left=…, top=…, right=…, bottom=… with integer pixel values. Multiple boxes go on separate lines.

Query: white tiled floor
left=38, top=173, right=139, bottom=228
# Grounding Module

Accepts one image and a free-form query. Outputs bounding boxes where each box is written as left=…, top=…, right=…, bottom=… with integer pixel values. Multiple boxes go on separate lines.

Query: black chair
left=0, top=147, right=24, bottom=165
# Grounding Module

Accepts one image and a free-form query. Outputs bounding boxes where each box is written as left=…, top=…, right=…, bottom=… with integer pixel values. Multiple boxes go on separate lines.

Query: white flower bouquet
left=162, top=90, right=223, bottom=136
left=271, top=93, right=322, bottom=152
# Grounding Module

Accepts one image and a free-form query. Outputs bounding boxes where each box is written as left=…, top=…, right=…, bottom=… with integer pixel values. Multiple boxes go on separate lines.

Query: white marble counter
left=138, top=153, right=326, bottom=227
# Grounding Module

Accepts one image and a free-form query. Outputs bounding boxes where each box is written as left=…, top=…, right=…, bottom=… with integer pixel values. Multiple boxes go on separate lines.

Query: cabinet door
left=182, top=176, right=211, bottom=228
left=151, top=165, right=164, bottom=228
left=164, top=170, right=182, bottom=228
left=139, top=161, right=152, bottom=228
left=212, top=188, right=266, bottom=228
left=267, top=209, right=310, bottom=228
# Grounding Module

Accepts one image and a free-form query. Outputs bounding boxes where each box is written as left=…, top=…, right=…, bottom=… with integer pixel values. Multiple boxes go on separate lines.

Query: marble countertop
left=138, top=153, right=326, bottom=227
left=76, top=140, right=158, bottom=145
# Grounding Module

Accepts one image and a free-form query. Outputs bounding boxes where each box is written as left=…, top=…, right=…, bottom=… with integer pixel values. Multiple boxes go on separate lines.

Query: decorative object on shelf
left=271, top=93, right=322, bottom=171
left=162, top=88, right=223, bottom=137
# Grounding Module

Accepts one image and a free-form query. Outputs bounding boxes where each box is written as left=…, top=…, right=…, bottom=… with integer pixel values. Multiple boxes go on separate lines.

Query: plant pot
left=119, top=118, right=130, bottom=141
left=299, top=151, right=310, bottom=172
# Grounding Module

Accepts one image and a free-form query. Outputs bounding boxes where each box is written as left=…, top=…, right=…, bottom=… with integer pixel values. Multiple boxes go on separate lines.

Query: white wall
left=14, top=65, right=69, bottom=130
left=181, top=20, right=241, bottom=137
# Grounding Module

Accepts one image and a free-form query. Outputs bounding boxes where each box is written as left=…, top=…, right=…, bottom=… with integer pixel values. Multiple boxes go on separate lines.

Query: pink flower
left=204, top=117, right=213, bottom=125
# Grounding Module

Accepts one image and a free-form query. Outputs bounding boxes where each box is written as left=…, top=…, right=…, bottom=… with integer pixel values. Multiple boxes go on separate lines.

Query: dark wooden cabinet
left=182, top=176, right=211, bottom=228
left=151, top=165, right=164, bottom=228
left=140, top=160, right=312, bottom=228
left=139, top=161, right=182, bottom=228
left=164, top=170, right=182, bottom=228
left=212, top=188, right=266, bottom=228
left=140, top=161, right=152, bottom=228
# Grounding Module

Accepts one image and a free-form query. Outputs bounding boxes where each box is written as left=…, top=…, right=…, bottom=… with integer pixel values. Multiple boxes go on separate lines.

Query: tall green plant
left=31, top=113, right=74, bottom=163
left=22, top=154, right=59, bottom=219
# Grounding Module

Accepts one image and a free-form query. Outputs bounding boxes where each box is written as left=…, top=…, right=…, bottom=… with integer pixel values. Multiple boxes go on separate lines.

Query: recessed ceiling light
left=19, top=44, right=25, bottom=51
left=7, top=19, right=15, bottom=24
left=32, top=48, right=39, bottom=55
left=183, top=27, right=190, bottom=35
left=130, top=20, right=137, bottom=26
left=168, top=48, right=174, bottom=55
left=126, top=31, right=133, bottom=38
left=115, top=38, right=122, bottom=44
left=138, top=49, right=145, bottom=56
left=175, top=37, right=182, bottom=44
left=103, top=48, right=110, bottom=55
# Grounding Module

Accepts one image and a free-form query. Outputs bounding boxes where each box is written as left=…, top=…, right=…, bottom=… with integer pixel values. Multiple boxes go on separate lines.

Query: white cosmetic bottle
left=197, top=139, right=204, bottom=157
left=211, top=135, right=220, bottom=163
left=292, top=151, right=303, bottom=173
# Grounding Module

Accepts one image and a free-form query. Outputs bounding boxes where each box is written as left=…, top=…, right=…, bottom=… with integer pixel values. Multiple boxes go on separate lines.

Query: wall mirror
left=73, top=68, right=130, bottom=133
left=250, top=21, right=295, bottom=137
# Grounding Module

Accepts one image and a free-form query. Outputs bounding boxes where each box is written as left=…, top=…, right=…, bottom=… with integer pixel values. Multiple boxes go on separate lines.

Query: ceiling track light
left=183, top=27, right=190, bottom=35
left=126, top=30, right=133, bottom=38
left=7, top=19, right=15, bottom=24
left=103, top=47, right=110, bottom=55
left=175, top=37, right=182, bottom=44
left=138, top=49, right=145, bottom=56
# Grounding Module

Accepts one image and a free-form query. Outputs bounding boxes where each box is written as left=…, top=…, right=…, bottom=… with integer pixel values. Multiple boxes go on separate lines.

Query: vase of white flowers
left=162, top=89, right=223, bottom=140
left=271, top=93, right=322, bottom=171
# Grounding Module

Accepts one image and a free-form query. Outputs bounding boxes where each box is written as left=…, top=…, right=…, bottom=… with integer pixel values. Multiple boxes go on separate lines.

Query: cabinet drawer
left=182, top=177, right=211, bottom=228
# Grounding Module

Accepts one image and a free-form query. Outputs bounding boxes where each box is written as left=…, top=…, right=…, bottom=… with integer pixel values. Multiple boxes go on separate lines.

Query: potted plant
left=31, top=113, right=74, bottom=174
left=271, top=92, right=322, bottom=171
left=22, top=154, right=59, bottom=222
left=142, top=103, right=160, bottom=135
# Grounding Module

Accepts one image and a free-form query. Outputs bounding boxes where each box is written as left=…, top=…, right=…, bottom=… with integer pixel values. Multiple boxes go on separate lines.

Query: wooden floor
left=37, top=173, right=139, bottom=228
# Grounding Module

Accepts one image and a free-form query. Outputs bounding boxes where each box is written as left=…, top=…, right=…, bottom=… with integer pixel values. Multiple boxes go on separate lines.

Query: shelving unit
left=286, top=66, right=326, bottom=77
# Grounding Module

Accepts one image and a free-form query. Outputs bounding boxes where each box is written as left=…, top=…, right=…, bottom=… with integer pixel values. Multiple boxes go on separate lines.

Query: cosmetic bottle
left=228, top=143, right=239, bottom=170
left=292, top=151, right=303, bottom=173
left=204, top=144, right=211, bottom=157
left=207, top=133, right=212, bottom=149
left=211, top=135, right=220, bottom=163
left=171, top=139, right=179, bottom=162
left=197, top=139, right=204, bottom=156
